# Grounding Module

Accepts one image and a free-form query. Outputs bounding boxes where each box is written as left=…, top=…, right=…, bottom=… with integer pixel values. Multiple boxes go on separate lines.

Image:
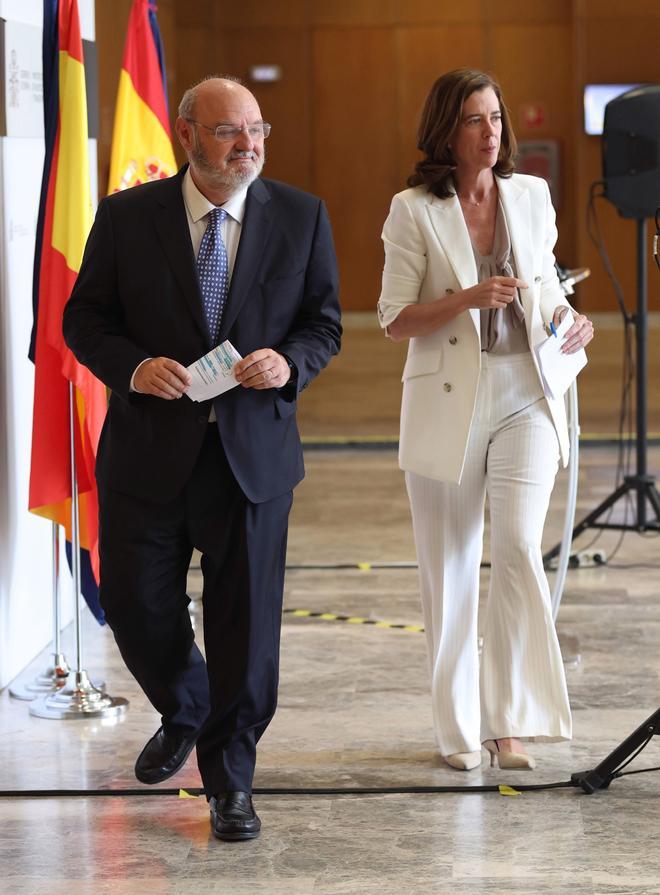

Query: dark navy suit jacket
left=63, top=166, right=341, bottom=504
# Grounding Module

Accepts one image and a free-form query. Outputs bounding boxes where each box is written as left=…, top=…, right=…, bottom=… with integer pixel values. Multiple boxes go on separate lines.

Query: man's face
left=177, top=81, right=266, bottom=196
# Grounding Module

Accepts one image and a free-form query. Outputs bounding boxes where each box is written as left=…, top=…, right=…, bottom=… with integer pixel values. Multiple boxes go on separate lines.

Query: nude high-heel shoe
left=482, top=739, right=536, bottom=770
left=443, top=751, right=482, bottom=771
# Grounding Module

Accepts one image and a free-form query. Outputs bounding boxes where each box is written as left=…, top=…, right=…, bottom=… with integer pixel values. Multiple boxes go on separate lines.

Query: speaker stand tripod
left=544, top=218, right=660, bottom=568
left=572, top=708, right=660, bottom=793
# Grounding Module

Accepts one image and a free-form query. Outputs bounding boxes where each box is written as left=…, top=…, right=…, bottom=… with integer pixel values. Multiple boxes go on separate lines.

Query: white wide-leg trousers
left=406, top=352, right=572, bottom=755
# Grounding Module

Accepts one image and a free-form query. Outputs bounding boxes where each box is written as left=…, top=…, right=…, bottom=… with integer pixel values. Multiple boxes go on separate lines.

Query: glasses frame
left=185, top=119, right=271, bottom=141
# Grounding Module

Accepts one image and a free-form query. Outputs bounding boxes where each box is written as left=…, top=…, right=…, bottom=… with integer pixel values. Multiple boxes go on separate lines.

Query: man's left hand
left=234, top=349, right=291, bottom=389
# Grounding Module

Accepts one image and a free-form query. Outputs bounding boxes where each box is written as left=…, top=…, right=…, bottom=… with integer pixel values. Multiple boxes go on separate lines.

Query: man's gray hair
left=178, top=74, right=244, bottom=120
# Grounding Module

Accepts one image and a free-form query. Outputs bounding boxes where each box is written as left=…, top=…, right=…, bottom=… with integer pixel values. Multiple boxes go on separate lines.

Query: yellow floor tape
left=284, top=608, right=424, bottom=633
left=498, top=785, right=522, bottom=797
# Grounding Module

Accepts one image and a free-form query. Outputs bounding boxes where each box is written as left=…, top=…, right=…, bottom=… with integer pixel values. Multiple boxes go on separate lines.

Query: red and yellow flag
left=29, top=0, right=106, bottom=622
left=108, top=0, right=176, bottom=193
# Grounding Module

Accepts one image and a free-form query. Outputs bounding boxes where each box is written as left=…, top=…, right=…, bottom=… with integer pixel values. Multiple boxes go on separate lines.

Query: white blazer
left=378, top=173, right=571, bottom=484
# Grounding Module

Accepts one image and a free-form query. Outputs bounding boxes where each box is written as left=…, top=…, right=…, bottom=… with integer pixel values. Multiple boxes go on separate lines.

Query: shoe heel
left=483, top=739, right=498, bottom=768
left=482, top=738, right=535, bottom=770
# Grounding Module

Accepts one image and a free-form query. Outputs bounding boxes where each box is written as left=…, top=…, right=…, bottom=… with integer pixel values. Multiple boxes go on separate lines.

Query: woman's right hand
left=463, top=276, right=528, bottom=310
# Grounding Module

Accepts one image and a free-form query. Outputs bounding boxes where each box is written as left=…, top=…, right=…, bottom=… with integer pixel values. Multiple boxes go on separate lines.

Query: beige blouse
left=473, top=200, right=528, bottom=355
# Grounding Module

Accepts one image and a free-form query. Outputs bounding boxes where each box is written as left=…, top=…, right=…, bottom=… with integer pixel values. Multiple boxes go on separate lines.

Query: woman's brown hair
left=407, top=69, right=517, bottom=198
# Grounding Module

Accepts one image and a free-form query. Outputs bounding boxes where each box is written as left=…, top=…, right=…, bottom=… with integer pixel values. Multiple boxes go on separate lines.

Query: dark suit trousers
left=98, top=424, right=292, bottom=796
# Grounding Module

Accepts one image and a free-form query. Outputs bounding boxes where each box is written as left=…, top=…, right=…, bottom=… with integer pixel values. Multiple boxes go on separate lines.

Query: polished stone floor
left=2, top=444, right=659, bottom=895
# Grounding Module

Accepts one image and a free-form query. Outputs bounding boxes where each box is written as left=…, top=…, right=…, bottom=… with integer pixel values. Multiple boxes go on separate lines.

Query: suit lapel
left=497, top=175, right=535, bottom=326
left=152, top=167, right=210, bottom=345
left=426, top=193, right=480, bottom=335
left=219, top=178, right=273, bottom=340
left=426, top=193, right=478, bottom=291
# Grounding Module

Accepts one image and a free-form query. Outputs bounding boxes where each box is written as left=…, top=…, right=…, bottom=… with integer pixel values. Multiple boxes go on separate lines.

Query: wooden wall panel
left=577, top=0, right=660, bottom=18
left=213, top=0, right=309, bottom=28
left=311, top=0, right=396, bottom=26
left=486, top=0, right=571, bottom=23
left=396, top=26, right=486, bottom=186
left=213, top=29, right=312, bottom=192
left=175, top=0, right=214, bottom=27
left=313, top=28, right=399, bottom=310
left=491, top=24, right=575, bottom=263
left=393, top=0, right=481, bottom=24
left=170, top=24, right=221, bottom=168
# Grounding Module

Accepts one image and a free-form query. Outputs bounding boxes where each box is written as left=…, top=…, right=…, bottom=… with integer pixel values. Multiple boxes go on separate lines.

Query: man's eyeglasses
left=185, top=119, right=272, bottom=141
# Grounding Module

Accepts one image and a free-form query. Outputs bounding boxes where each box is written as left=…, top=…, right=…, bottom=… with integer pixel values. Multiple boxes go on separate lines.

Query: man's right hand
left=133, top=357, right=192, bottom=399
left=465, top=276, right=528, bottom=310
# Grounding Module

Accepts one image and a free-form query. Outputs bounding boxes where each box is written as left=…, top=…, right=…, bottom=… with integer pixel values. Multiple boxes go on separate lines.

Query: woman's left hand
left=553, top=306, right=594, bottom=354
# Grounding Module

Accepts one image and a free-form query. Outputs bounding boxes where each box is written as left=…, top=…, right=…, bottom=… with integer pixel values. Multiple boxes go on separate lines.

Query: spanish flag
left=108, top=0, right=176, bottom=193
left=29, top=0, right=106, bottom=623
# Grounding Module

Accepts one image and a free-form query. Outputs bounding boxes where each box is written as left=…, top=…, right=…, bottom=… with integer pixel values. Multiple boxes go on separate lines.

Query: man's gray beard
left=190, top=138, right=264, bottom=193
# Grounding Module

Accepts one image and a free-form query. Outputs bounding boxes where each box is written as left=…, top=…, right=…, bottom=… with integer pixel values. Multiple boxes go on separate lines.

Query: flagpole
left=30, top=385, right=128, bottom=720
left=9, top=524, right=71, bottom=700
left=49, top=522, right=70, bottom=680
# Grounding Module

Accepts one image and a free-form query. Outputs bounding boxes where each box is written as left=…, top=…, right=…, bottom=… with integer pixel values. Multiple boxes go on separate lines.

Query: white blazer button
left=534, top=275, right=542, bottom=283
left=444, top=383, right=452, bottom=392
left=449, top=336, right=458, bottom=345
left=445, top=288, right=454, bottom=294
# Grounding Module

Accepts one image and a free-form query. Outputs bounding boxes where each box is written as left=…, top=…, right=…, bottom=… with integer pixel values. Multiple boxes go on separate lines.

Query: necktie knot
left=209, top=207, right=227, bottom=228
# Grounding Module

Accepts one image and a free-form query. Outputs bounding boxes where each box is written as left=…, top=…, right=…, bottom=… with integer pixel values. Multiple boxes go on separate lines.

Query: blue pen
left=549, top=320, right=558, bottom=337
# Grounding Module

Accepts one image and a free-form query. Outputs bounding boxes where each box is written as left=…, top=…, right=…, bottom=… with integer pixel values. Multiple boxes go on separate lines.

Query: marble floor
left=2, top=444, right=659, bottom=895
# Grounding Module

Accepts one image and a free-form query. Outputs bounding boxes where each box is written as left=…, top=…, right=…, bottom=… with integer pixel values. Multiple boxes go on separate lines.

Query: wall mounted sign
left=519, top=101, right=547, bottom=131
left=517, top=140, right=560, bottom=208
left=0, top=19, right=43, bottom=137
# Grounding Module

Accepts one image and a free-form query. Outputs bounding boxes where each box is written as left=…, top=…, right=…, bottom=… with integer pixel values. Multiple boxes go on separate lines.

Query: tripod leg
left=543, top=481, right=632, bottom=565
left=644, top=483, right=660, bottom=522
left=571, top=709, right=660, bottom=793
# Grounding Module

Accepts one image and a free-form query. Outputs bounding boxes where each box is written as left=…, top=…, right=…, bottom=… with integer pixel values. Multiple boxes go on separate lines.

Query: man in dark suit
left=63, top=76, right=341, bottom=841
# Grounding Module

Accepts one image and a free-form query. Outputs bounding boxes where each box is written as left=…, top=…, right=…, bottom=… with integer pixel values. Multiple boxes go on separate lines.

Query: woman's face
left=450, top=86, right=502, bottom=176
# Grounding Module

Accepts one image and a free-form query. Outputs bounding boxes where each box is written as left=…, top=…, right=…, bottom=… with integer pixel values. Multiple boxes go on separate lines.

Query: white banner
left=2, top=19, right=43, bottom=138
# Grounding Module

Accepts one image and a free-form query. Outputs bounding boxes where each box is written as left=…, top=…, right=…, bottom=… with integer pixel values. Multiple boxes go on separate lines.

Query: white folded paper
left=534, top=311, right=588, bottom=401
left=185, top=340, right=243, bottom=402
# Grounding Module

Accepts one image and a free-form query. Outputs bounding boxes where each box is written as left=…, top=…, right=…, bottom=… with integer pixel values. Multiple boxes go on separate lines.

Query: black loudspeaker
left=603, top=85, right=660, bottom=219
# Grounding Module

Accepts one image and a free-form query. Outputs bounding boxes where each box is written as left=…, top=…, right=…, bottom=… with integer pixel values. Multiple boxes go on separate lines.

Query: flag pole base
left=29, top=670, right=127, bottom=720
left=9, top=655, right=107, bottom=701
left=9, top=652, right=71, bottom=701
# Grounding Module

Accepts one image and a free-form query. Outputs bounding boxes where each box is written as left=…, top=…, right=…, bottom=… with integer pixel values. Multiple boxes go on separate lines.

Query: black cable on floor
left=0, top=780, right=578, bottom=798
left=617, top=765, right=660, bottom=778
left=2, top=764, right=658, bottom=799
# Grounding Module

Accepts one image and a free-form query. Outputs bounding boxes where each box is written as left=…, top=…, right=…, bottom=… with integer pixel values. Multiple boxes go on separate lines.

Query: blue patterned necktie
left=197, top=207, right=229, bottom=344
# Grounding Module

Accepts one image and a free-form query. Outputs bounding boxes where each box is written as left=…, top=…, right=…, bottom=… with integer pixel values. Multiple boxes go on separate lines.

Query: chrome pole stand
left=9, top=524, right=71, bottom=700
left=30, top=384, right=128, bottom=721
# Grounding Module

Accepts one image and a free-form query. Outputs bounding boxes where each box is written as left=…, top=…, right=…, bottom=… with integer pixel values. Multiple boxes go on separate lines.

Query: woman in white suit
left=378, top=69, right=594, bottom=770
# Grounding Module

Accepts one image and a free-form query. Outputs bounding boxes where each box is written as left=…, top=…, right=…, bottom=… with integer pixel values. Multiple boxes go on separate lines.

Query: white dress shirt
left=182, top=167, right=248, bottom=274
left=130, top=170, right=249, bottom=409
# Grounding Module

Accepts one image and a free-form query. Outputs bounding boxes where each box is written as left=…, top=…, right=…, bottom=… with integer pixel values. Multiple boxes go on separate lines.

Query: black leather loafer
left=134, top=725, right=199, bottom=784
left=209, top=791, right=261, bottom=841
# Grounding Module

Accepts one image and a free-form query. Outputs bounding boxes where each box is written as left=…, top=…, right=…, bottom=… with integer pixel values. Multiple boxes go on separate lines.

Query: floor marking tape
left=498, top=785, right=522, bottom=797
left=284, top=608, right=424, bottom=633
